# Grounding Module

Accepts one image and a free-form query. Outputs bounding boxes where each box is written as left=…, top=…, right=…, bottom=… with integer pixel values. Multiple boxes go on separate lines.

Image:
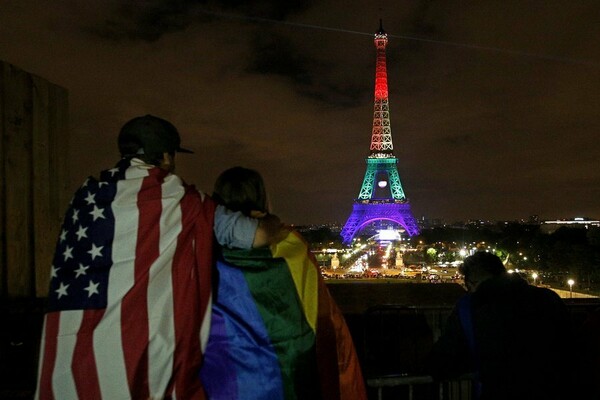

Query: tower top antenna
left=378, top=19, right=385, bottom=34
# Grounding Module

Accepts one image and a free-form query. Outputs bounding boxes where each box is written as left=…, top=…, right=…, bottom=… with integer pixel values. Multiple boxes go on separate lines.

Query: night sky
left=1, top=1, right=599, bottom=225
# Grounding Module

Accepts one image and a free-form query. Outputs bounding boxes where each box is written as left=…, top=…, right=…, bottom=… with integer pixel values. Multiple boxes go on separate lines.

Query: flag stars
left=75, top=225, right=88, bottom=241
left=60, top=229, right=68, bottom=242
left=84, top=280, right=100, bottom=297
left=88, top=243, right=104, bottom=260
left=55, top=282, right=69, bottom=299
left=63, top=245, right=74, bottom=262
left=71, top=209, right=79, bottom=224
left=75, top=263, right=89, bottom=278
left=98, top=181, right=108, bottom=187
left=89, top=205, right=105, bottom=221
left=108, top=167, right=119, bottom=176
left=84, top=191, right=96, bottom=205
left=50, top=265, right=60, bottom=278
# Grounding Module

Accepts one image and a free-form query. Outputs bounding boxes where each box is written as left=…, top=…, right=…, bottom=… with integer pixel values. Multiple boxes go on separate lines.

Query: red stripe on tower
left=374, top=20, right=389, bottom=101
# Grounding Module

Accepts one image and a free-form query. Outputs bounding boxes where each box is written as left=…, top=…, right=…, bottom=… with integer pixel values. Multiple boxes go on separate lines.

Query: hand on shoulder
left=252, top=212, right=292, bottom=247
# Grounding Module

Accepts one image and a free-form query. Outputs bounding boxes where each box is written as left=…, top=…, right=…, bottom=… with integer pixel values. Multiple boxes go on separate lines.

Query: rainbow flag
left=200, top=231, right=366, bottom=400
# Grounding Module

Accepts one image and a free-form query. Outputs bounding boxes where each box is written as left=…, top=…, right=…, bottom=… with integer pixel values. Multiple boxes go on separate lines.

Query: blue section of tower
left=341, top=22, right=419, bottom=244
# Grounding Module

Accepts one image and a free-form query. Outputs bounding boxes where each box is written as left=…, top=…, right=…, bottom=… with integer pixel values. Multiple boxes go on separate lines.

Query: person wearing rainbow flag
left=200, top=166, right=367, bottom=400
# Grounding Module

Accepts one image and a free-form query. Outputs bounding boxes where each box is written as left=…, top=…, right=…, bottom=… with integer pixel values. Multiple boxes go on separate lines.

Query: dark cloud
left=216, top=0, right=313, bottom=20
left=89, top=0, right=196, bottom=41
left=88, top=0, right=313, bottom=42
left=404, top=0, right=444, bottom=38
left=438, top=133, right=473, bottom=146
left=245, top=30, right=371, bottom=107
left=246, top=31, right=313, bottom=83
left=298, top=81, right=369, bottom=108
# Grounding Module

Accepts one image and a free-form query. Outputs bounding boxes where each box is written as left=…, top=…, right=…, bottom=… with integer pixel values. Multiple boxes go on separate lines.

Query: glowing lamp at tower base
left=378, top=180, right=387, bottom=188
left=378, top=229, right=401, bottom=241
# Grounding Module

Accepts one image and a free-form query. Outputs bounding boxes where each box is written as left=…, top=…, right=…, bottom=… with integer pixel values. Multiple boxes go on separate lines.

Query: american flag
left=36, top=158, right=215, bottom=400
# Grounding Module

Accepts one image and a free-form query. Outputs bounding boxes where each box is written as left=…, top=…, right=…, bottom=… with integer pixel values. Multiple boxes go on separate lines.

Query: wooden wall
left=0, top=60, right=69, bottom=299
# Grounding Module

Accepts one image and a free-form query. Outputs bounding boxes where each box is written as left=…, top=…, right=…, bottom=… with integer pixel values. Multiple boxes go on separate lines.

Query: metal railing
left=367, top=374, right=475, bottom=400
left=357, top=301, right=600, bottom=400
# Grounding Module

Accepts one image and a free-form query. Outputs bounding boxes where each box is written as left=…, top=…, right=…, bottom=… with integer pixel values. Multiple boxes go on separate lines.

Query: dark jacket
left=426, top=274, right=573, bottom=400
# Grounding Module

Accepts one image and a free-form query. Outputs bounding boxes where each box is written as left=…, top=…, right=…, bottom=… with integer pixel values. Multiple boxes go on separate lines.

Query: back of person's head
left=118, top=114, right=193, bottom=165
left=460, top=252, right=506, bottom=290
left=213, top=167, right=268, bottom=216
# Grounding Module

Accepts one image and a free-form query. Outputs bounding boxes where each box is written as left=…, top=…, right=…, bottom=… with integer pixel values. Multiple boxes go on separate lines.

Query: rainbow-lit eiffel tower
left=341, top=21, right=419, bottom=244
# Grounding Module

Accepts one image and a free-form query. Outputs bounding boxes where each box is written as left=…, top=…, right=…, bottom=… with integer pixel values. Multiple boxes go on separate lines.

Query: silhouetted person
left=426, top=252, right=572, bottom=400
left=573, top=307, right=600, bottom=398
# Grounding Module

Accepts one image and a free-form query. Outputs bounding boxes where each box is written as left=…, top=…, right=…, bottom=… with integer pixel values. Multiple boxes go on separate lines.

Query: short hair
left=459, top=252, right=506, bottom=281
left=213, top=167, right=268, bottom=217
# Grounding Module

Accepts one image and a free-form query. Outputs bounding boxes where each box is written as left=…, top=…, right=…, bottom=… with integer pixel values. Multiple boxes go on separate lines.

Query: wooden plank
left=34, top=82, right=69, bottom=297
left=31, top=76, right=53, bottom=297
left=4, top=63, right=34, bottom=297
left=0, top=62, right=7, bottom=297
left=0, top=61, right=68, bottom=298
left=52, top=85, right=69, bottom=217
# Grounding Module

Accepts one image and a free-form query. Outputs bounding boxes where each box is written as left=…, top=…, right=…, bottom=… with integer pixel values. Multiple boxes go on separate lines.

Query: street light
left=532, top=273, right=538, bottom=286
left=567, top=279, right=575, bottom=298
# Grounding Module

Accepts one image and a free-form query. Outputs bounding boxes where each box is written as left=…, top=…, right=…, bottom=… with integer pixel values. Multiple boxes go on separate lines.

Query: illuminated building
left=341, top=20, right=419, bottom=244
left=541, top=217, right=600, bottom=233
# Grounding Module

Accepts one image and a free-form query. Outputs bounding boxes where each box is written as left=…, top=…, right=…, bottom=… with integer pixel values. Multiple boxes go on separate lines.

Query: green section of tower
left=357, top=158, right=407, bottom=201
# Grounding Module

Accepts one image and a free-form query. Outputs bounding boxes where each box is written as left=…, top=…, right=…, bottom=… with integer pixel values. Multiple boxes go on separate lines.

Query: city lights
left=568, top=279, right=575, bottom=298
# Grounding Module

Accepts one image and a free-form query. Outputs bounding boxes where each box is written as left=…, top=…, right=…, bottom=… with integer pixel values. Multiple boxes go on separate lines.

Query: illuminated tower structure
left=341, top=21, right=419, bottom=244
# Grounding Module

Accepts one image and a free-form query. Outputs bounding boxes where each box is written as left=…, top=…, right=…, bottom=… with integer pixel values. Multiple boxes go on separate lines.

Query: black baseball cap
left=118, top=114, right=194, bottom=158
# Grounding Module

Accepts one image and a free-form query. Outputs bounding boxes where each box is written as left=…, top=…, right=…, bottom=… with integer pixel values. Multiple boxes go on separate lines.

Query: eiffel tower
left=340, top=21, right=419, bottom=244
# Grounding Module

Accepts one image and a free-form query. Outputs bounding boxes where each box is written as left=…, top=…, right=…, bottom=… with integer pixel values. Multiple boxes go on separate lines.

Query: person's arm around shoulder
left=250, top=211, right=290, bottom=248
left=213, top=205, right=289, bottom=249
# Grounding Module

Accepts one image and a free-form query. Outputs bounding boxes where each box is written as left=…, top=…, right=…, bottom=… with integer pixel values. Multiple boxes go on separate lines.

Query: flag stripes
left=36, top=158, right=215, bottom=399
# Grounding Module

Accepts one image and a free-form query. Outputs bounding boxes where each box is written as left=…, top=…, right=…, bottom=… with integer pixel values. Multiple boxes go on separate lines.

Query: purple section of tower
left=341, top=203, right=419, bottom=244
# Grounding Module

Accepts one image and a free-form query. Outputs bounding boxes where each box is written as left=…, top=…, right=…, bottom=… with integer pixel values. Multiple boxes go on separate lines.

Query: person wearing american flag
left=35, top=115, right=286, bottom=400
